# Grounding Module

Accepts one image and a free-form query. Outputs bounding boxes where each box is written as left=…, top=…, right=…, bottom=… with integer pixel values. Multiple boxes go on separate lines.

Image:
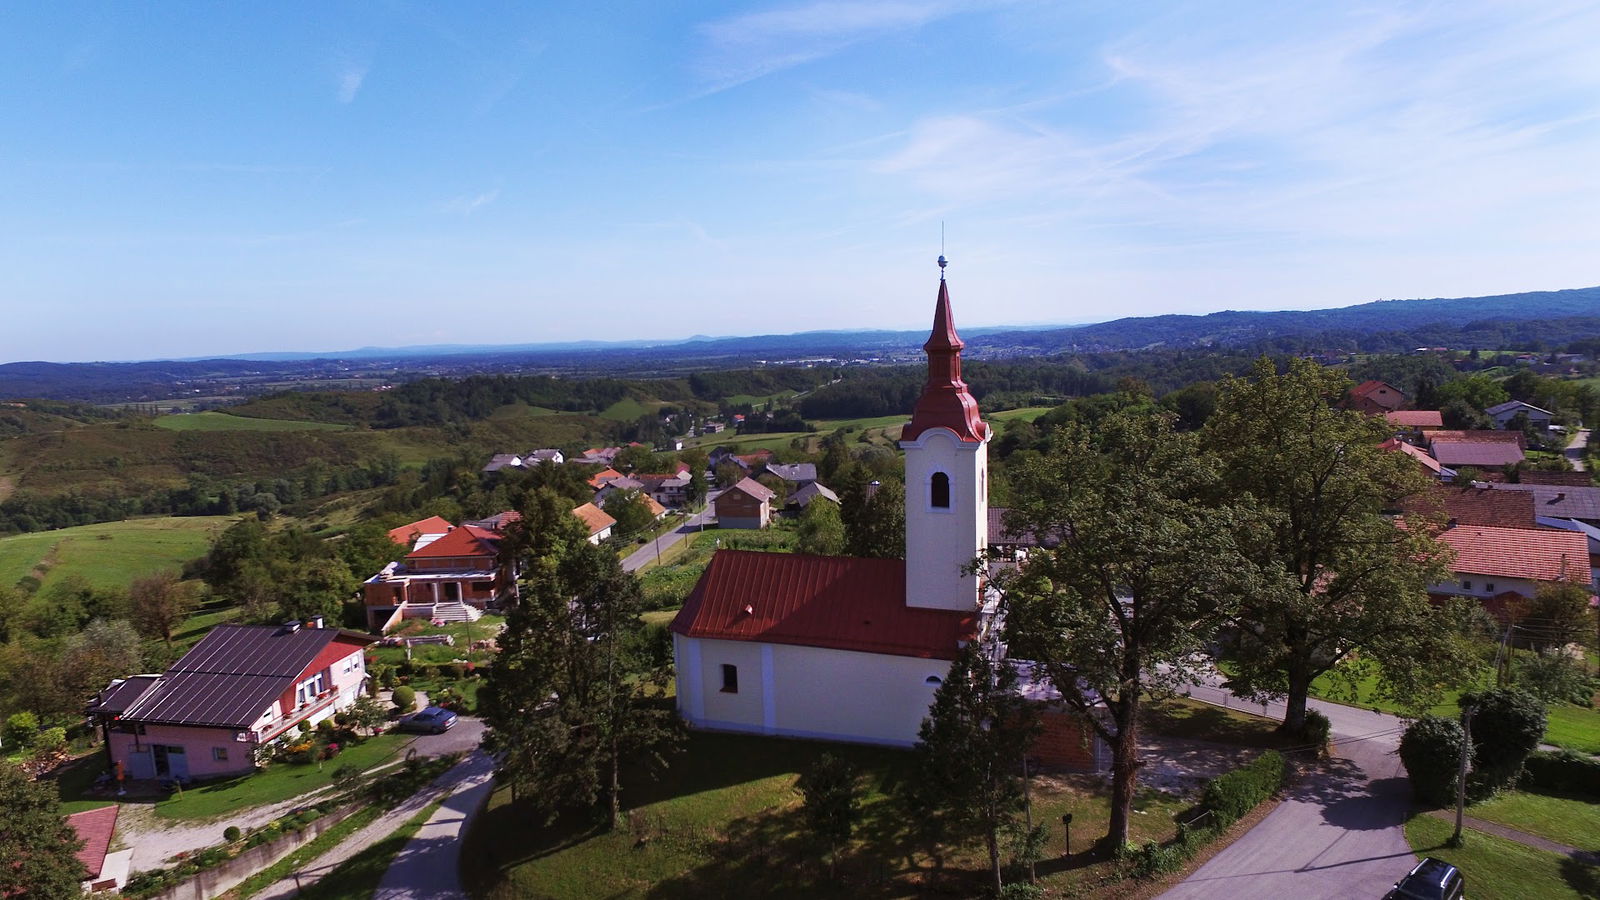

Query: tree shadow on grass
left=1561, top=856, right=1600, bottom=897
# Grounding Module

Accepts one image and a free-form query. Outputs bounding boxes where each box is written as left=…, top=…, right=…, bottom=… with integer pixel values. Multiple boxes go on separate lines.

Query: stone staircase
left=429, top=601, right=482, bottom=624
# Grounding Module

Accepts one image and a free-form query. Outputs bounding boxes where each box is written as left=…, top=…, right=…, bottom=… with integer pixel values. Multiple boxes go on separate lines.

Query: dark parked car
left=1385, top=857, right=1464, bottom=900
left=400, top=706, right=459, bottom=734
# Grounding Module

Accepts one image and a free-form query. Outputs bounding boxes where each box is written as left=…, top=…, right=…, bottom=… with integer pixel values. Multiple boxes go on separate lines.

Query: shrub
left=32, top=725, right=67, bottom=751
left=445, top=662, right=467, bottom=680
left=1516, top=651, right=1595, bottom=706
left=223, top=825, right=241, bottom=843
left=4, top=711, right=39, bottom=748
left=297, top=720, right=311, bottom=734
left=1462, top=687, right=1546, bottom=791
left=1399, top=716, right=1467, bottom=806
left=420, top=665, right=440, bottom=682
left=1298, top=710, right=1331, bottom=754
left=999, top=884, right=1044, bottom=899
left=1522, top=749, right=1600, bottom=798
left=392, top=685, right=416, bottom=713
left=316, top=719, right=335, bottom=735
left=1201, top=750, right=1286, bottom=825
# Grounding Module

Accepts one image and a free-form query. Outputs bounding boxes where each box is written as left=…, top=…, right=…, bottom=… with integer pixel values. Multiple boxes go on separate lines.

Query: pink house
left=90, top=622, right=376, bottom=781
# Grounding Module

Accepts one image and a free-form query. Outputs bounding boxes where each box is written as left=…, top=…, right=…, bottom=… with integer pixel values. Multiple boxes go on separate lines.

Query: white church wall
left=676, top=635, right=951, bottom=747
left=900, top=427, right=988, bottom=611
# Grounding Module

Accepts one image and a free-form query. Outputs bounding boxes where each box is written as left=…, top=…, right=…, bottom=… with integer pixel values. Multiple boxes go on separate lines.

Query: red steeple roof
left=902, top=272, right=989, bottom=443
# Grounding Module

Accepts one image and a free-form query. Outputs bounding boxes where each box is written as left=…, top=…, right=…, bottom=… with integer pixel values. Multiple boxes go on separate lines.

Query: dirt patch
left=1136, top=734, right=1264, bottom=798
left=0, top=473, right=14, bottom=501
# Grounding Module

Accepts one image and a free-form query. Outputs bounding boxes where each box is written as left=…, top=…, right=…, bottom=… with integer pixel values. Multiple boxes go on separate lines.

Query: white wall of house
left=1429, top=574, right=1539, bottom=600
left=900, top=427, right=988, bottom=612
left=674, top=634, right=950, bottom=747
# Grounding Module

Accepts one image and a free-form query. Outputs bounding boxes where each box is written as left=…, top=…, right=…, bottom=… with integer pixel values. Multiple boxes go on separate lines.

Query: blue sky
left=3, top=1, right=1598, bottom=362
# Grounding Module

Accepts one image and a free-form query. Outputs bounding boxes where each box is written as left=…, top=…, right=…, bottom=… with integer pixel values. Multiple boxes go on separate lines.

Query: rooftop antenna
left=938, top=221, right=947, bottom=280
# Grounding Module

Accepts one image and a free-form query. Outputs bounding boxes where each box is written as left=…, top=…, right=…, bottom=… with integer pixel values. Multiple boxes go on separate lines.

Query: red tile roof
left=572, top=502, right=617, bottom=536
left=726, top=476, right=777, bottom=502
left=1385, top=410, right=1443, bottom=428
left=586, top=467, right=624, bottom=488
left=1407, top=484, right=1538, bottom=529
left=670, top=550, right=976, bottom=659
left=405, top=525, right=499, bottom=560
left=387, top=516, right=454, bottom=547
left=1380, top=438, right=1444, bottom=475
left=1438, top=524, right=1590, bottom=582
left=66, top=805, right=119, bottom=879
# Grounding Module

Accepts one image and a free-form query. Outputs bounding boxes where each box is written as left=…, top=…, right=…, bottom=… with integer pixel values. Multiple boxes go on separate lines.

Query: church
left=669, top=264, right=1017, bottom=748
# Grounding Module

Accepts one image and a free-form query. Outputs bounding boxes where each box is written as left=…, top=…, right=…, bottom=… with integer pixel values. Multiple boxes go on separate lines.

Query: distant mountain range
left=4, top=285, right=1597, bottom=403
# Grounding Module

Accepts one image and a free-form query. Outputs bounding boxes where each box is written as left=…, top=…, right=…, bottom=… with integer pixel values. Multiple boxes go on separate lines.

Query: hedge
left=1522, top=749, right=1600, bottom=798
left=1201, top=750, right=1287, bottom=826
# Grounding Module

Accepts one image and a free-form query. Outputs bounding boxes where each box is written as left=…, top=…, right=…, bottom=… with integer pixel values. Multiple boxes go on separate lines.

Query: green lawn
left=368, top=614, right=505, bottom=668
left=153, top=412, right=352, bottom=432
left=462, top=731, right=1187, bottom=899
left=725, top=390, right=798, bottom=408
left=1543, top=703, right=1600, bottom=754
left=1468, top=791, right=1600, bottom=853
left=686, top=431, right=809, bottom=451
left=1405, top=812, right=1597, bottom=899
left=0, top=515, right=234, bottom=592
left=298, top=797, right=445, bottom=900
left=154, top=734, right=413, bottom=821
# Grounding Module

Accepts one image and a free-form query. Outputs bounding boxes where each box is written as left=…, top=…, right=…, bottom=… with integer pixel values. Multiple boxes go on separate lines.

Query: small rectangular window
left=720, top=664, right=739, bottom=693
left=1485, top=583, right=1494, bottom=593
left=1461, top=580, right=1472, bottom=591
left=212, top=747, right=228, bottom=761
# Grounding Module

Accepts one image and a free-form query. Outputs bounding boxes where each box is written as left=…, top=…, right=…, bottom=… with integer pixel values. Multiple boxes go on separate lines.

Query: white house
left=673, top=267, right=1039, bottom=750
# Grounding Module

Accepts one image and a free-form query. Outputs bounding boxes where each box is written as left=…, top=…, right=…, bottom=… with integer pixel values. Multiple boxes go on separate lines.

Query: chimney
left=309, top=615, right=325, bottom=629
left=1445, top=518, right=1458, bottom=530
left=280, top=620, right=301, bottom=634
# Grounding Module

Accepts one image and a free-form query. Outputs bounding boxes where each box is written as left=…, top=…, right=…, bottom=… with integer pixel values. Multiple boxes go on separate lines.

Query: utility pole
left=1452, top=704, right=1474, bottom=846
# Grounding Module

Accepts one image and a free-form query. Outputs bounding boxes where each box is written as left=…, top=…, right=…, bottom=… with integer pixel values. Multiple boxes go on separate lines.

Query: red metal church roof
left=669, top=550, right=975, bottom=659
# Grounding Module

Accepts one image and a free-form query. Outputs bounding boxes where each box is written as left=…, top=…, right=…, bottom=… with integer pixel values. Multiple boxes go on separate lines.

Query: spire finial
left=938, top=221, right=947, bottom=280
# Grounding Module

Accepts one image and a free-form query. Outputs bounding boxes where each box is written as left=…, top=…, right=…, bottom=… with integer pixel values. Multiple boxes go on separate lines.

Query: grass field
left=0, top=515, right=234, bottom=592
left=462, top=731, right=1188, bottom=899
left=153, top=412, right=352, bottom=432
left=1405, top=812, right=1597, bottom=899
left=601, top=397, right=652, bottom=421
left=154, top=733, right=413, bottom=821
left=1543, top=703, right=1600, bottom=753
left=1467, top=790, right=1600, bottom=853
left=725, top=390, right=798, bottom=407
left=989, top=406, right=1053, bottom=423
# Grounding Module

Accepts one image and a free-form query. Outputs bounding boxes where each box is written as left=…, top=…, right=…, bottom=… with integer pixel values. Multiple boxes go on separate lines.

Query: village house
left=572, top=502, right=617, bottom=544
left=671, top=267, right=1103, bottom=767
left=634, top=467, right=693, bottom=508
left=525, top=448, right=565, bottom=465
left=89, top=621, right=375, bottom=781
left=786, top=481, right=840, bottom=512
left=1381, top=437, right=1456, bottom=481
left=1486, top=400, right=1555, bottom=430
left=1346, top=380, right=1405, bottom=415
left=713, top=477, right=776, bottom=529
left=1429, top=524, right=1591, bottom=617
left=1384, top=409, right=1444, bottom=431
left=362, top=523, right=511, bottom=631
left=1426, top=430, right=1526, bottom=469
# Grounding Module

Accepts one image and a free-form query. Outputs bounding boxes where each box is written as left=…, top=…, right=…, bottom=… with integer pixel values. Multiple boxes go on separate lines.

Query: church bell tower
left=900, top=258, right=990, bottom=612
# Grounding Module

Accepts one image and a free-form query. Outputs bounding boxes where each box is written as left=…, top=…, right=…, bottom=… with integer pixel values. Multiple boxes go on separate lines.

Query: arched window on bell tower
left=931, top=472, right=950, bottom=509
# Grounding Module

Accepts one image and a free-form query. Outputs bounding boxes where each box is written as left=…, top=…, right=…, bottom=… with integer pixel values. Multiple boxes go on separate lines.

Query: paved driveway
left=373, top=751, right=497, bottom=900
left=405, top=715, right=485, bottom=758
left=1161, top=679, right=1416, bottom=900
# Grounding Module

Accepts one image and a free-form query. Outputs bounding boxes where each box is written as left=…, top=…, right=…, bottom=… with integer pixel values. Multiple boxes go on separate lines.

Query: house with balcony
left=362, top=523, right=512, bottom=631
left=89, top=621, right=375, bottom=782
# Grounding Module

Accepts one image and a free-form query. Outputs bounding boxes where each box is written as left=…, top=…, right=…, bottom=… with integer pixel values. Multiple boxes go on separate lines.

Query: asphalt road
left=1566, top=428, right=1589, bottom=471
left=1160, top=678, right=1415, bottom=900
left=621, top=490, right=721, bottom=573
left=373, top=750, right=497, bottom=900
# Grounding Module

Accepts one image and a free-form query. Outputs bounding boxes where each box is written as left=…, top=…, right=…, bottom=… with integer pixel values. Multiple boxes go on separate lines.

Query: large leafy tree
left=841, top=473, right=905, bottom=559
left=483, top=489, right=680, bottom=829
left=1001, top=408, right=1253, bottom=850
left=0, top=762, right=87, bottom=899
left=903, top=642, right=1038, bottom=897
left=796, top=497, right=846, bottom=556
left=1202, top=357, right=1463, bottom=731
left=129, top=572, right=196, bottom=648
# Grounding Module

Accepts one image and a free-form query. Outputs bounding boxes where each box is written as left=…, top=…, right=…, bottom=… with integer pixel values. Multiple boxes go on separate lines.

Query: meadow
left=0, top=515, right=234, bottom=592
left=153, top=411, right=352, bottom=432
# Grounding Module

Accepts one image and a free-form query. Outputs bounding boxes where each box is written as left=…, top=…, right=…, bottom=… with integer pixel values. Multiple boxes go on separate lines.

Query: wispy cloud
left=694, top=1, right=991, bottom=94
left=335, top=56, right=369, bottom=103
left=443, top=188, right=500, bottom=215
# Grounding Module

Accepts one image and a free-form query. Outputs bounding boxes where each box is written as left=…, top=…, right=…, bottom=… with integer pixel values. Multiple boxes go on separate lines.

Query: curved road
left=1161, top=679, right=1415, bottom=899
